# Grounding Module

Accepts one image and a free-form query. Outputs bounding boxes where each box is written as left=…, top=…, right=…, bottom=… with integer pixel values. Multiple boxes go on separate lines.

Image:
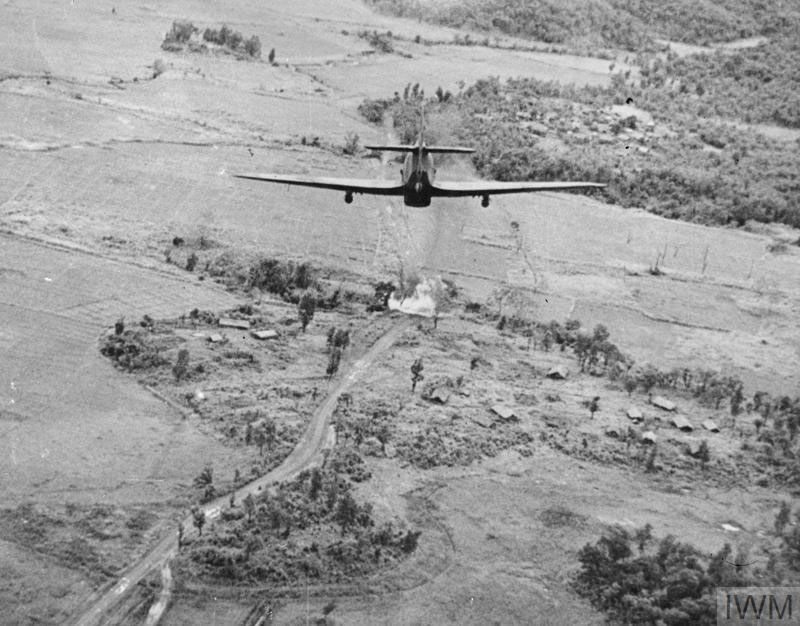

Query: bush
left=358, top=98, right=392, bottom=125
left=177, top=466, right=419, bottom=585
left=168, top=21, right=263, bottom=60
left=173, top=348, right=190, bottom=381
left=100, top=330, right=168, bottom=371
left=152, top=59, right=166, bottom=79
left=247, top=257, right=317, bottom=296
left=342, top=132, right=360, bottom=155
left=244, top=35, right=262, bottom=59
left=203, top=28, right=220, bottom=44
left=575, top=526, right=761, bottom=624
left=359, top=30, right=394, bottom=53
left=164, top=20, right=197, bottom=45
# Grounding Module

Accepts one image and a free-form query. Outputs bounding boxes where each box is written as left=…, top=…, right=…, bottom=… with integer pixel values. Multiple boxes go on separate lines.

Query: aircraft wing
left=234, top=173, right=405, bottom=196
left=432, top=180, right=606, bottom=197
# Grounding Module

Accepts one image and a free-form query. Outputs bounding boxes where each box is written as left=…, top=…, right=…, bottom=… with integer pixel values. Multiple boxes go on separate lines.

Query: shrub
left=227, top=29, right=243, bottom=50
left=186, top=252, right=198, bottom=272
left=178, top=466, right=419, bottom=585
left=298, top=290, right=316, bottom=332
left=164, top=20, right=197, bottom=45
left=152, top=59, right=166, bottom=79
left=244, top=35, right=262, bottom=58
left=358, top=98, right=392, bottom=125
left=100, top=330, right=168, bottom=371
left=173, top=348, right=190, bottom=381
left=203, top=28, right=220, bottom=44
left=342, top=132, right=360, bottom=155
left=575, top=526, right=759, bottom=624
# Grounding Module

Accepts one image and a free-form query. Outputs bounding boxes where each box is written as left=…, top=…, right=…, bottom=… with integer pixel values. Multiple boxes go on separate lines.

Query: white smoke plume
left=388, top=275, right=445, bottom=318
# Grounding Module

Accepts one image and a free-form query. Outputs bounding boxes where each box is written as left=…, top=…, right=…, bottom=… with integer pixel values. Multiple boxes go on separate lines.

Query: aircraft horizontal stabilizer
left=364, top=145, right=417, bottom=153
left=365, top=145, right=475, bottom=154
left=422, top=146, right=476, bottom=154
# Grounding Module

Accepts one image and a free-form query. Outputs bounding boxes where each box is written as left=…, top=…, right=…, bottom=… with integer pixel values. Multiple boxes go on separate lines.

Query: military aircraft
left=235, top=109, right=605, bottom=207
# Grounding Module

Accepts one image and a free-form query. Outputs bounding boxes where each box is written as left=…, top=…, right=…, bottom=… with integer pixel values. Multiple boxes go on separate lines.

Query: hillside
left=366, top=0, right=800, bottom=49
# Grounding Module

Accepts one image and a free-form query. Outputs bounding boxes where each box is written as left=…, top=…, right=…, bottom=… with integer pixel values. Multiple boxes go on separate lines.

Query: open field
left=1, top=0, right=799, bottom=624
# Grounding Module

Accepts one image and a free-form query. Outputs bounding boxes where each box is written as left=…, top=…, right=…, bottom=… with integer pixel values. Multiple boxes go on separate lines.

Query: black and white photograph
left=1, top=1, right=799, bottom=624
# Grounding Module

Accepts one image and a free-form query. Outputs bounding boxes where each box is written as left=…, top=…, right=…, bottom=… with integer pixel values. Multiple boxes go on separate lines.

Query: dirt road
left=72, top=315, right=413, bottom=626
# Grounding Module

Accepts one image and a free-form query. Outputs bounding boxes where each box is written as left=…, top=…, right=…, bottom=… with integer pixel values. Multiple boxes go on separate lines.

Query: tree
left=411, top=358, right=424, bottom=392
left=574, top=334, right=592, bottom=372
left=298, top=290, right=316, bottom=332
left=325, top=481, right=338, bottom=512
left=194, top=465, right=213, bottom=489
left=192, top=507, right=206, bottom=536
left=243, top=534, right=261, bottom=562
left=309, top=468, right=323, bottom=500
left=641, top=366, right=659, bottom=395
left=244, top=35, right=262, bottom=59
left=633, top=523, right=653, bottom=553
left=775, top=501, right=791, bottom=536
left=787, top=411, right=800, bottom=442
left=592, top=324, right=610, bottom=343
left=153, top=58, right=166, bottom=79
left=186, top=252, right=198, bottom=271
left=589, top=396, right=600, bottom=418
left=401, top=530, right=422, bottom=553
left=164, top=20, right=197, bottom=44
left=243, top=493, right=255, bottom=522
left=782, top=526, right=800, bottom=570
left=645, top=444, right=658, bottom=472
left=335, top=491, right=358, bottom=534
left=264, top=418, right=277, bottom=451
left=343, top=132, right=360, bottom=155
left=255, top=427, right=266, bottom=456
left=114, top=317, right=125, bottom=335
left=624, top=376, right=637, bottom=397
left=333, top=329, right=350, bottom=350
left=373, top=420, right=392, bottom=453
left=730, top=385, right=744, bottom=417
left=172, top=348, right=190, bottom=381
left=327, top=347, right=342, bottom=380
left=245, top=422, right=253, bottom=445
left=697, top=440, right=710, bottom=470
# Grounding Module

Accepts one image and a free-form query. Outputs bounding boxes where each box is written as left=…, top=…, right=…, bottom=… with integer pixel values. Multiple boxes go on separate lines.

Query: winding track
left=72, top=316, right=412, bottom=626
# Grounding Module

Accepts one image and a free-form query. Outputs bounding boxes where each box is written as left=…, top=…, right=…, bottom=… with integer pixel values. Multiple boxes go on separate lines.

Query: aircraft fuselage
left=402, top=151, right=435, bottom=207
